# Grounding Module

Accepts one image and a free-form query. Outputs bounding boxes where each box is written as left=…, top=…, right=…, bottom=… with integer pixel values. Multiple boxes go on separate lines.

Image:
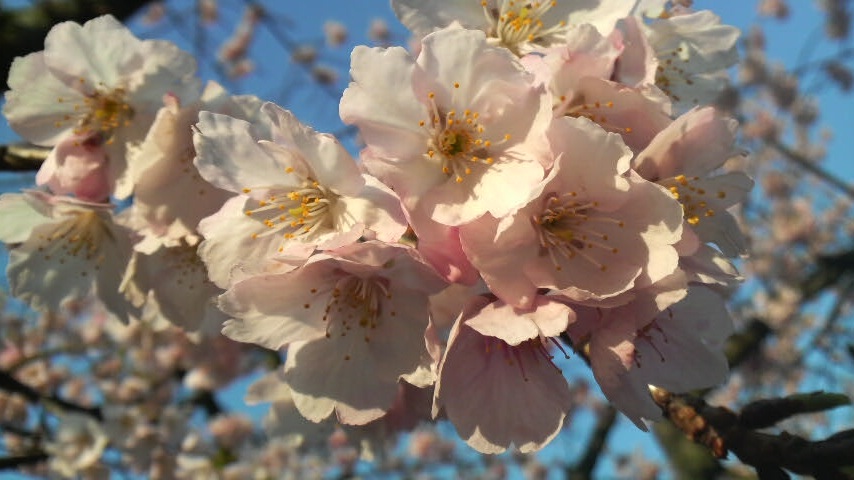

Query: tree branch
left=652, top=388, right=854, bottom=479
left=0, top=369, right=102, bottom=420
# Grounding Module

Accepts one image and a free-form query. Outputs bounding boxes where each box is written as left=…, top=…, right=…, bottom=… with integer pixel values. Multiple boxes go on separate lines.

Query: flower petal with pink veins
left=433, top=296, right=572, bottom=453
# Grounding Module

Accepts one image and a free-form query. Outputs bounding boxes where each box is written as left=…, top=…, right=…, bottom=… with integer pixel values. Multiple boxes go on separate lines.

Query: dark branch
left=0, top=143, right=49, bottom=171
left=0, top=369, right=102, bottom=421
left=0, top=453, right=49, bottom=470
left=652, top=388, right=854, bottom=479
left=568, top=406, right=617, bottom=480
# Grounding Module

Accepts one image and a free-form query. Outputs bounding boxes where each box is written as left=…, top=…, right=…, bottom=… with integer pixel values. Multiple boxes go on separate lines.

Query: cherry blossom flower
left=634, top=106, right=753, bottom=256
left=392, top=0, right=635, bottom=55
left=433, top=295, right=574, bottom=453
left=568, top=284, right=732, bottom=428
left=460, top=116, right=683, bottom=308
left=127, top=81, right=263, bottom=246
left=220, top=241, right=447, bottom=424
left=0, top=191, right=137, bottom=322
left=524, top=41, right=673, bottom=152
left=121, top=241, right=226, bottom=334
left=44, top=412, right=109, bottom=478
left=3, top=15, right=201, bottom=198
left=643, top=10, right=740, bottom=109
left=194, top=102, right=407, bottom=288
left=340, top=26, right=552, bottom=226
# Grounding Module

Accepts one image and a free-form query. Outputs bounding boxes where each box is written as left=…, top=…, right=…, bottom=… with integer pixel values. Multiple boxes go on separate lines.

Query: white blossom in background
left=3, top=15, right=201, bottom=198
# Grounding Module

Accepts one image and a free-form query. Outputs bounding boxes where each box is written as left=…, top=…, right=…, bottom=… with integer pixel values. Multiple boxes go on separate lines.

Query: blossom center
left=562, top=99, right=633, bottom=135
left=36, top=210, right=110, bottom=272
left=313, top=276, right=393, bottom=359
left=632, top=319, right=669, bottom=367
left=654, top=47, right=695, bottom=103
left=663, top=174, right=720, bottom=226
left=533, top=192, right=623, bottom=272
left=57, top=81, right=134, bottom=142
left=242, top=177, right=336, bottom=246
left=483, top=334, right=565, bottom=381
left=420, top=87, right=510, bottom=184
left=482, top=0, right=567, bottom=54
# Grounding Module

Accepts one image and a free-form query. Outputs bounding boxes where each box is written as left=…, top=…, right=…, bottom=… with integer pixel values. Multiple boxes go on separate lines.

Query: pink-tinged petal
left=340, top=46, right=427, bottom=162
left=562, top=78, right=672, bottom=153
left=193, top=111, right=285, bottom=194
left=3, top=52, right=86, bottom=146
left=198, top=195, right=313, bottom=289
left=43, top=16, right=142, bottom=88
left=465, top=296, right=574, bottom=345
left=219, top=264, right=333, bottom=350
left=433, top=299, right=572, bottom=453
left=4, top=194, right=137, bottom=322
left=459, top=210, right=540, bottom=308
left=424, top=155, right=544, bottom=226
left=635, top=107, right=739, bottom=181
left=613, top=17, right=658, bottom=87
left=331, top=174, right=407, bottom=243
left=37, top=134, right=110, bottom=202
left=262, top=103, right=364, bottom=195
left=407, top=203, right=479, bottom=285
left=546, top=117, right=631, bottom=202
left=285, top=341, right=394, bottom=425
left=130, top=99, right=233, bottom=240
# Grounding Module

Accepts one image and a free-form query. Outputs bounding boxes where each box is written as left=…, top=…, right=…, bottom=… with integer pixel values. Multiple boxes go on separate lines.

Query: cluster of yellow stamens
left=36, top=210, right=108, bottom=275
left=304, top=276, right=392, bottom=360
left=482, top=0, right=567, bottom=53
left=242, top=171, right=334, bottom=247
left=163, top=243, right=207, bottom=291
left=55, top=78, right=134, bottom=143
left=654, top=47, right=696, bottom=104
left=563, top=98, right=634, bottom=135
left=664, top=174, right=725, bottom=226
left=420, top=83, right=510, bottom=184
left=534, top=193, right=623, bottom=272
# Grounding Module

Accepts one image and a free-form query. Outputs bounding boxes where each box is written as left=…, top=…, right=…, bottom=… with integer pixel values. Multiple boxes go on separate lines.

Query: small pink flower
left=194, top=102, right=407, bottom=288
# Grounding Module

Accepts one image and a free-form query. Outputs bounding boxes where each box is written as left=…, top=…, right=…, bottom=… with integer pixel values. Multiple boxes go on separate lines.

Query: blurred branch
left=0, top=143, right=49, bottom=171
left=0, top=369, right=102, bottom=420
left=567, top=406, right=617, bottom=480
left=652, top=388, right=854, bottom=480
left=0, top=453, right=49, bottom=470
left=767, top=137, right=854, bottom=200
left=0, top=0, right=155, bottom=89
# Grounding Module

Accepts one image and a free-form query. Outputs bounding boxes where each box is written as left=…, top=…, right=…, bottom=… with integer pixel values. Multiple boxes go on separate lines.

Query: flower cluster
left=0, top=0, right=747, bottom=464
